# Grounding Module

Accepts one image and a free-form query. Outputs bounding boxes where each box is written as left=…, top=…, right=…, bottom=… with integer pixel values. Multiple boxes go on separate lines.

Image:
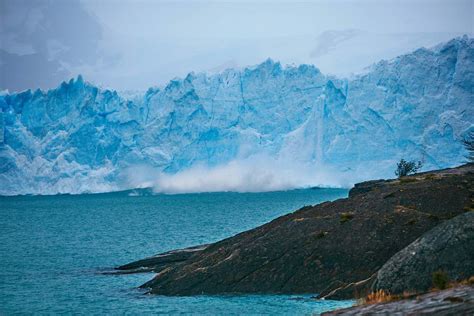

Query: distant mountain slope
left=0, top=37, right=473, bottom=195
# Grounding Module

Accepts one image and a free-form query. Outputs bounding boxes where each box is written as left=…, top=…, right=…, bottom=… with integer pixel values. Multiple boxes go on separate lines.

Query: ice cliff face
left=1, top=37, right=473, bottom=195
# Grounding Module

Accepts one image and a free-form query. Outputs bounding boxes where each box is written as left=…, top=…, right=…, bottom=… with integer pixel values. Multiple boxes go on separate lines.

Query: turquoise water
left=0, top=188, right=354, bottom=315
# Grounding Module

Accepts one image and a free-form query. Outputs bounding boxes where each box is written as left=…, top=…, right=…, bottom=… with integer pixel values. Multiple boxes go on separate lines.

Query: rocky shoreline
left=114, top=164, right=473, bottom=311
left=112, top=244, right=209, bottom=274
left=322, top=285, right=474, bottom=315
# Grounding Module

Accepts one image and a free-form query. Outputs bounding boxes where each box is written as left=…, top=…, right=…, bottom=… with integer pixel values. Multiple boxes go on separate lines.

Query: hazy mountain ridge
left=0, top=36, right=472, bottom=195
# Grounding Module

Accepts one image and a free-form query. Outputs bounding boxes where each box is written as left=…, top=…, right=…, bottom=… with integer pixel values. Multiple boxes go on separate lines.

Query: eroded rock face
left=373, top=212, right=474, bottom=295
left=130, top=164, right=473, bottom=296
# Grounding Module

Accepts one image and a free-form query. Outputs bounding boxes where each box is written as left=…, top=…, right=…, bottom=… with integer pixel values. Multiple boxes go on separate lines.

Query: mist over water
left=124, top=156, right=376, bottom=194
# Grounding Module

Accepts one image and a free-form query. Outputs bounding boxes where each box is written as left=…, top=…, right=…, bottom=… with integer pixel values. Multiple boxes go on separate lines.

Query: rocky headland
left=115, top=164, right=473, bottom=306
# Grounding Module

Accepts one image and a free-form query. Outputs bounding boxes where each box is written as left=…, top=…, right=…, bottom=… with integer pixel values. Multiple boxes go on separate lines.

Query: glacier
left=0, top=36, right=473, bottom=195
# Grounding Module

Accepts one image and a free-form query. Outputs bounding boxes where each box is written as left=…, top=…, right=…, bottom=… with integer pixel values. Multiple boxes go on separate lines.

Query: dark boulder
left=372, top=211, right=474, bottom=294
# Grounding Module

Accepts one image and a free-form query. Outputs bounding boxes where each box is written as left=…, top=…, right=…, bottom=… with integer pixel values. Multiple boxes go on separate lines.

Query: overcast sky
left=1, top=0, right=473, bottom=92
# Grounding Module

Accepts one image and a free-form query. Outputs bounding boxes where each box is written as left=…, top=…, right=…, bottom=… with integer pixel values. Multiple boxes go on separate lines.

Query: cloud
left=0, top=0, right=106, bottom=91
left=310, top=29, right=361, bottom=58
left=2, top=0, right=472, bottom=91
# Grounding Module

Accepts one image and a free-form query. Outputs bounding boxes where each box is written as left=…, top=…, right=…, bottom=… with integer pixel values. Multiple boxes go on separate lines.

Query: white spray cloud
left=123, top=156, right=366, bottom=194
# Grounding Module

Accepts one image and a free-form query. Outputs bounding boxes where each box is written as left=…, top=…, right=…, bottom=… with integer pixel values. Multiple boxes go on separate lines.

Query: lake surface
left=0, top=188, right=354, bottom=315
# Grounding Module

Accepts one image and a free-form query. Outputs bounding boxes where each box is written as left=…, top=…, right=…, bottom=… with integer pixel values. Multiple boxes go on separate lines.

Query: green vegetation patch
left=340, top=212, right=355, bottom=223
left=399, top=177, right=418, bottom=184
left=432, top=270, right=449, bottom=290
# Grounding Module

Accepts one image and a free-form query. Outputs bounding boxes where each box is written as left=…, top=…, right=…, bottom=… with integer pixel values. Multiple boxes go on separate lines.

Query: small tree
left=462, top=131, right=474, bottom=162
left=395, top=159, right=422, bottom=178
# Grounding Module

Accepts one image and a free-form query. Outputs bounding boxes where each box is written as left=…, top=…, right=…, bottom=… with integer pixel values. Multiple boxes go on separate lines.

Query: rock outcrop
left=372, top=211, right=474, bottom=295
left=109, top=244, right=208, bottom=274
left=322, top=285, right=474, bottom=315
left=116, top=164, right=473, bottom=297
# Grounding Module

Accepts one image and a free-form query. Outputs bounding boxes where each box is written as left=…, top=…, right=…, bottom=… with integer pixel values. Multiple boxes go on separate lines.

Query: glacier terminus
left=0, top=37, right=473, bottom=195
